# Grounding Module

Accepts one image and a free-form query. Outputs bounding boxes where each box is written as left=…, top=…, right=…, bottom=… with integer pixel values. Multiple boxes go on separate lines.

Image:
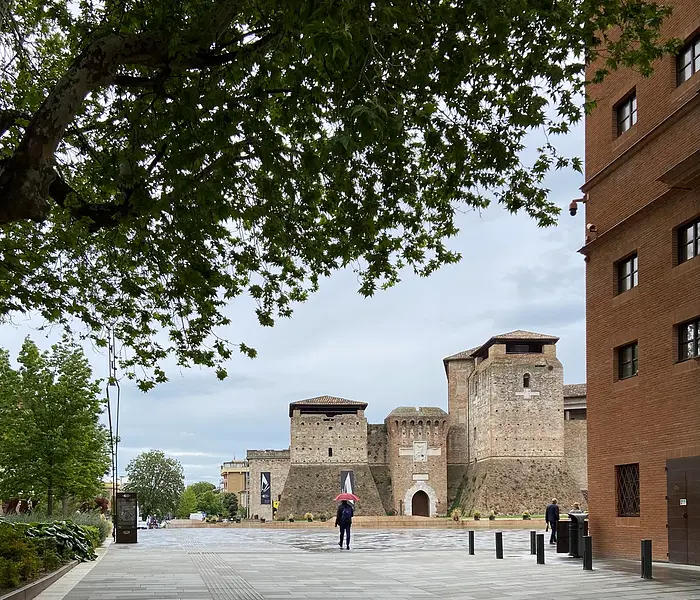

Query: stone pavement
left=36, top=529, right=700, bottom=600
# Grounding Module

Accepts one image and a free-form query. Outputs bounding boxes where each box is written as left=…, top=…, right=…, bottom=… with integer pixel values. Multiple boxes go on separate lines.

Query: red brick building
left=581, top=0, right=700, bottom=563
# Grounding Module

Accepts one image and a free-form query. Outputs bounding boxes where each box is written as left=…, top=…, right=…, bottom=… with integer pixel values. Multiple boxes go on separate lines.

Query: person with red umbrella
left=334, top=493, right=358, bottom=550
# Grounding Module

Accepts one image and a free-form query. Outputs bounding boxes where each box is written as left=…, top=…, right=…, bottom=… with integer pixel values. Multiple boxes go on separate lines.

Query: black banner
left=340, top=471, right=355, bottom=495
left=261, top=472, right=271, bottom=505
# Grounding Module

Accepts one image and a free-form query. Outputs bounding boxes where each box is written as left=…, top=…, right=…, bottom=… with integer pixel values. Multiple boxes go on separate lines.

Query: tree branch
left=0, top=110, right=31, bottom=136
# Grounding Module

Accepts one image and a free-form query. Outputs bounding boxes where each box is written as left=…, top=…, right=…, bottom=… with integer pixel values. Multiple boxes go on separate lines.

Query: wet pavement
left=37, top=528, right=700, bottom=600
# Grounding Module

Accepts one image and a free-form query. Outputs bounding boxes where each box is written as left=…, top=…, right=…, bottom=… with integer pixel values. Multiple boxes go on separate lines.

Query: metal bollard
left=530, top=530, right=537, bottom=555
left=536, top=533, right=545, bottom=564
left=468, top=530, right=475, bottom=555
left=583, top=535, right=593, bottom=570
left=641, top=539, right=653, bottom=579
left=495, top=531, right=503, bottom=559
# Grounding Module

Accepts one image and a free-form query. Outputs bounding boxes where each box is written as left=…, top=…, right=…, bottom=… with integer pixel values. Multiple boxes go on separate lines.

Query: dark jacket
left=335, top=502, right=354, bottom=527
left=545, top=503, right=560, bottom=524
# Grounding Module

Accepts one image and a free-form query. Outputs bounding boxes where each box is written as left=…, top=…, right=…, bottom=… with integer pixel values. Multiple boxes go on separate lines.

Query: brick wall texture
left=583, top=0, right=700, bottom=561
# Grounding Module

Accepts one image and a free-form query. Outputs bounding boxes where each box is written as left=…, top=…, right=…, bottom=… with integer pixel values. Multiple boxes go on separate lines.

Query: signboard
left=260, top=472, right=271, bottom=505
left=115, top=492, right=138, bottom=544
left=340, top=471, right=355, bottom=496
left=680, top=499, right=687, bottom=506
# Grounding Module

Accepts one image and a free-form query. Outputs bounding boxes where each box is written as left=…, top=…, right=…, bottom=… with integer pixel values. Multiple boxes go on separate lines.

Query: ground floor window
left=616, top=463, right=640, bottom=517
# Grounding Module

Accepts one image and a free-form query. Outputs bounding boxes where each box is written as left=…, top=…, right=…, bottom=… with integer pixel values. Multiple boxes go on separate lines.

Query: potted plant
left=522, top=511, right=531, bottom=520
left=473, top=511, right=481, bottom=521
left=451, top=508, right=462, bottom=522
left=318, top=513, right=327, bottom=522
left=304, top=512, right=314, bottom=522
left=288, top=514, right=295, bottom=522
left=488, top=511, right=496, bottom=521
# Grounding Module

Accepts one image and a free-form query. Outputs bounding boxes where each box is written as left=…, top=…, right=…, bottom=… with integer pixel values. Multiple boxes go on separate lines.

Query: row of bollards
left=467, top=530, right=651, bottom=580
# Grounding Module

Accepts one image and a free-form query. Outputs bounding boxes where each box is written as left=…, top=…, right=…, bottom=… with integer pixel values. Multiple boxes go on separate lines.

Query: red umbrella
left=335, top=493, right=360, bottom=502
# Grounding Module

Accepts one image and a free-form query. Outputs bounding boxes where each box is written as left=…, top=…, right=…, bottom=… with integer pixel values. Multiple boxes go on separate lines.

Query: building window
left=677, top=34, right=700, bottom=85
left=506, top=342, right=544, bottom=354
left=328, top=447, right=332, bottom=457
left=523, top=373, right=530, bottom=388
left=678, top=317, right=700, bottom=361
left=616, top=463, right=640, bottom=517
left=616, top=93, right=637, bottom=136
left=618, top=342, right=638, bottom=379
left=678, top=217, right=700, bottom=264
left=617, top=253, right=638, bottom=293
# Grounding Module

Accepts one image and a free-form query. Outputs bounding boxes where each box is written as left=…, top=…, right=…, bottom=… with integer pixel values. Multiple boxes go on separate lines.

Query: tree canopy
left=0, top=0, right=676, bottom=388
left=124, top=449, right=184, bottom=517
left=176, top=487, right=198, bottom=518
left=0, top=337, right=110, bottom=515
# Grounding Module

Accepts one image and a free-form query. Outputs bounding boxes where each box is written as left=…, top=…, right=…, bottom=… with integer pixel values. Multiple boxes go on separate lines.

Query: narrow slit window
left=328, top=447, right=332, bottom=457
left=523, top=374, right=530, bottom=388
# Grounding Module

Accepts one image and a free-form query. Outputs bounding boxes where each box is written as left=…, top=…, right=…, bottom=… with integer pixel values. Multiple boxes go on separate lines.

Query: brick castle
left=247, top=330, right=587, bottom=520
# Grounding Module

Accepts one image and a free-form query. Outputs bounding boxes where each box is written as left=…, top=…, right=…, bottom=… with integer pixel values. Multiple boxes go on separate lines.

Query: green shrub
left=473, top=511, right=481, bottom=520
left=287, top=514, right=295, bottom=522
left=522, top=511, right=531, bottom=520
left=304, top=512, right=314, bottom=522
left=451, top=508, right=462, bottom=521
left=0, top=557, right=21, bottom=589
left=25, top=522, right=96, bottom=562
left=318, top=513, right=327, bottom=522
left=488, top=511, right=496, bottom=521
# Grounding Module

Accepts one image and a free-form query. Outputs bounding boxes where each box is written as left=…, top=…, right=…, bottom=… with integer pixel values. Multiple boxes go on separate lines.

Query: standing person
left=545, top=498, right=560, bottom=545
left=335, top=500, right=354, bottom=550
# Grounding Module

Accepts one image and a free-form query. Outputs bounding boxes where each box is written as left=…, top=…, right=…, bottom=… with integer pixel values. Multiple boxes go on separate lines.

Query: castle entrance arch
left=403, top=481, right=437, bottom=516
left=412, top=490, right=429, bottom=517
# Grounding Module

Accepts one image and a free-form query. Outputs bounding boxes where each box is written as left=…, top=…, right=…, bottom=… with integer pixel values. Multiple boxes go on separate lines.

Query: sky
left=0, top=124, right=587, bottom=487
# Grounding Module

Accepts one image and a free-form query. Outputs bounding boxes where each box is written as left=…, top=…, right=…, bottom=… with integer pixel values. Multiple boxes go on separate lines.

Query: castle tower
left=446, top=330, right=583, bottom=514
left=276, top=395, right=385, bottom=517
left=386, top=407, right=448, bottom=516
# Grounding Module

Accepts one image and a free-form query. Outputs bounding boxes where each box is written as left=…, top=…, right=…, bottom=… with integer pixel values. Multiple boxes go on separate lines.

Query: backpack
left=340, top=504, right=353, bottom=524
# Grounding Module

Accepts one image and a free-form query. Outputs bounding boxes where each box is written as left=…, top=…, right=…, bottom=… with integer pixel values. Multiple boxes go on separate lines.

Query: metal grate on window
left=617, top=463, right=640, bottom=517
left=678, top=35, right=700, bottom=85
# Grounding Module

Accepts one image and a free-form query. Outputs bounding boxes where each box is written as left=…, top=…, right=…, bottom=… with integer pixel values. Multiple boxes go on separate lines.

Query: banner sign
left=261, top=472, right=271, bottom=505
left=340, top=471, right=355, bottom=495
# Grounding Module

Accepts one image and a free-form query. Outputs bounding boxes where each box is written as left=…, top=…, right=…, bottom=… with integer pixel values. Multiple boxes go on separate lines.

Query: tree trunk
left=47, top=478, right=53, bottom=516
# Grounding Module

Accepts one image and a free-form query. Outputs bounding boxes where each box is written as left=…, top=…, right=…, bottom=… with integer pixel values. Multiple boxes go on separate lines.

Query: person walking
left=545, top=498, right=560, bottom=545
left=336, top=500, right=354, bottom=550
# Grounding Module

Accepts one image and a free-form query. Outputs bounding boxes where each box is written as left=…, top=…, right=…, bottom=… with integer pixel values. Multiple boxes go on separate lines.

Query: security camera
left=569, top=201, right=578, bottom=217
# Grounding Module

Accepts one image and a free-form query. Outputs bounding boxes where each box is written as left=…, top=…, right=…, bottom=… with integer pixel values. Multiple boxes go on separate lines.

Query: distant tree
left=221, top=492, right=238, bottom=518
left=176, top=487, right=198, bottom=518
left=124, top=450, right=184, bottom=518
left=188, top=481, right=216, bottom=498
left=0, top=337, right=110, bottom=515
left=196, top=490, right=224, bottom=517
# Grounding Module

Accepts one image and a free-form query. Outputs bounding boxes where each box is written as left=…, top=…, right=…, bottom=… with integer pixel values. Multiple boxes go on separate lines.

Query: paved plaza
left=36, top=529, right=700, bottom=600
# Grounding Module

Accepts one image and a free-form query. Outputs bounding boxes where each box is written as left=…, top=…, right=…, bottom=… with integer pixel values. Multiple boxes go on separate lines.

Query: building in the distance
left=247, top=330, right=587, bottom=521
left=580, top=0, right=700, bottom=563
left=219, top=460, right=249, bottom=513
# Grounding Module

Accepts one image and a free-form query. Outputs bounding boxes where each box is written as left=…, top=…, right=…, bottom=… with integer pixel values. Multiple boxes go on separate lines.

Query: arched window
left=523, top=373, right=531, bottom=388
left=328, top=447, right=333, bottom=457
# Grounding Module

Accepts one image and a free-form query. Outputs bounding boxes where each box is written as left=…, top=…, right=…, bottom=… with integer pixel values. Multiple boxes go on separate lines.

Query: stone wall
left=445, top=360, right=474, bottom=465
left=386, top=410, right=449, bottom=516
left=290, top=412, right=368, bottom=464
left=277, top=464, right=385, bottom=518
left=246, top=450, right=290, bottom=522
left=564, top=419, right=588, bottom=492
left=455, top=457, right=586, bottom=515
left=470, top=343, right=565, bottom=461
left=367, top=424, right=388, bottom=465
